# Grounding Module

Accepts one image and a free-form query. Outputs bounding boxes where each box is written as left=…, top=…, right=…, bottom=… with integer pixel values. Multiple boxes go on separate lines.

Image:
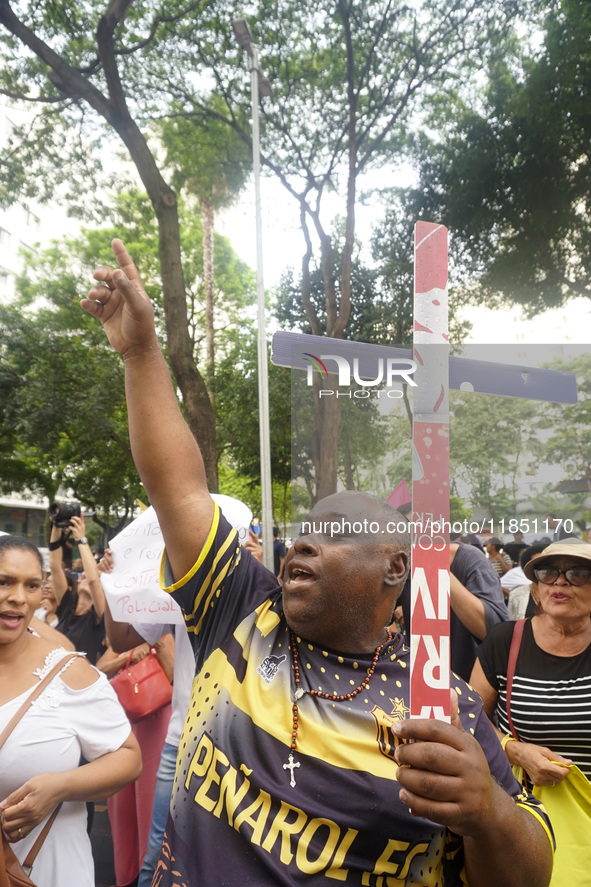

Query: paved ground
left=90, top=801, right=116, bottom=887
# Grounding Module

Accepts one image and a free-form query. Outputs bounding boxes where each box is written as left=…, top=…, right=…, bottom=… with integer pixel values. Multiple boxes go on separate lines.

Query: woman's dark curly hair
left=0, top=534, right=43, bottom=571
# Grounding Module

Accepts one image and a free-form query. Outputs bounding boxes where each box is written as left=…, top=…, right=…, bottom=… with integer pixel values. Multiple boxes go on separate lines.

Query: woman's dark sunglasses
left=533, top=566, right=591, bottom=587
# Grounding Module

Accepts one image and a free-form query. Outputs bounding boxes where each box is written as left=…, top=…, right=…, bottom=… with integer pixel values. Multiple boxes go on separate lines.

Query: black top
left=56, top=588, right=105, bottom=665
left=504, top=542, right=527, bottom=565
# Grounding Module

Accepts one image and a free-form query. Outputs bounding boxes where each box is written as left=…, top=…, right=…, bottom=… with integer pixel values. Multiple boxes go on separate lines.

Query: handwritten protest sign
left=102, top=494, right=253, bottom=624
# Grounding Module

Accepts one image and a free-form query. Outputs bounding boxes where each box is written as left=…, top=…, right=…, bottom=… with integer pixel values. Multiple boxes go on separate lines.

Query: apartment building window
left=25, top=209, right=41, bottom=233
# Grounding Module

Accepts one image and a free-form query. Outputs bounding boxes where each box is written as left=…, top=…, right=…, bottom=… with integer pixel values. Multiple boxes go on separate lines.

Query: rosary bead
left=287, top=629, right=392, bottom=765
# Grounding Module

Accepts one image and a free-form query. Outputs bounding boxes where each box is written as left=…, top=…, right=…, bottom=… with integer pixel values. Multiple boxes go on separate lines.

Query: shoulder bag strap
left=20, top=804, right=62, bottom=872
left=505, top=618, right=527, bottom=739
left=0, top=652, right=80, bottom=750
left=0, top=652, right=80, bottom=869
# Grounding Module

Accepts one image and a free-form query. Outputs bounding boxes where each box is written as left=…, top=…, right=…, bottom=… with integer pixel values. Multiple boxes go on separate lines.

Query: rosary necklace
left=283, top=628, right=393, bottom=787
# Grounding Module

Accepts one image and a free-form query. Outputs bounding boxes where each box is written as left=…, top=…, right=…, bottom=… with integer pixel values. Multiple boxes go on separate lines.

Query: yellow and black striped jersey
left=153, top=504, right=554, bottom=886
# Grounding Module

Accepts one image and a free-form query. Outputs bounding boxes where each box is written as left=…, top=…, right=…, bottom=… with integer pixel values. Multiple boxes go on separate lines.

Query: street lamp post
left=231, top=19, right=275, bottom=573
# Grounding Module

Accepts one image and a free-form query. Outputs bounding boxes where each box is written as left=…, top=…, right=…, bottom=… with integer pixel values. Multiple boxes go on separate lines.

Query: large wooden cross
left=271, top=222, right=577, bottom=720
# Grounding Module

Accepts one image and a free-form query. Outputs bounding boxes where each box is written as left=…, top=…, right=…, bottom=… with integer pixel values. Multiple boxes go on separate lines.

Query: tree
left=215, top=331, right=292, bottom=523
left=405, top=0, right=591, bottom=313
left=159, top=108, right=252, bottom=405
left=371, top=208, right=473, bottom=347
left=167, top=0, right=523, bottom=500
left=0, top=252, right=142, bottom=538
left=0, top=193, right=258, bottom=535
left=277, top=228, right=413, bottom=347
left=537, top=353, right=591, bottom=532
left=276, top=220, right=473, bottom=506
left=0, top=0, right=222, bottom=487
left=0, top=0, right=525, bottom=502
left=448, top=391, right=545, bottom=522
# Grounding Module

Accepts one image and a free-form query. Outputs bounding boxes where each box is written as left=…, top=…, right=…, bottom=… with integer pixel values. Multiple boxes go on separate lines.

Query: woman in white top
left=0, top=533, right=142, bottom=887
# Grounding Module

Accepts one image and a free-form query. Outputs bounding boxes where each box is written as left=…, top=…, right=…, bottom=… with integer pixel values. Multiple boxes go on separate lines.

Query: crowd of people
left=2, top=237, right=590, bottom=886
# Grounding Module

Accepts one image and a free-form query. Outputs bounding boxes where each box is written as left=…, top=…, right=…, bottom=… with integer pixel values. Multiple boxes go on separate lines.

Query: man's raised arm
left=81, top=239, right=214, bottom=582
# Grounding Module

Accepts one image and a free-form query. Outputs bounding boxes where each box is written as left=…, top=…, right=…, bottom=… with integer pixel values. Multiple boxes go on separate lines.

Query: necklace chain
left=284, top=629, right=393, bottom=785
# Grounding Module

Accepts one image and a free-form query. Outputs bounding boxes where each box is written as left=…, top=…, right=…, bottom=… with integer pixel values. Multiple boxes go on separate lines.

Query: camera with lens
left=49, top=501, right=81, bottom=528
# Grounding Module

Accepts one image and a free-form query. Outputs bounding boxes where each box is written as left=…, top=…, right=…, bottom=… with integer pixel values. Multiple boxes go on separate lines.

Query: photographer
left=47, top=502, right=76, bottom=567
left=49, top=510, right=106, bottom=665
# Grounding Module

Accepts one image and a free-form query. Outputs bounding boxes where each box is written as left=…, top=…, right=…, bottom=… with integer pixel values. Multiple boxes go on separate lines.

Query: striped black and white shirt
left=477, top=618, right=591, bottom=778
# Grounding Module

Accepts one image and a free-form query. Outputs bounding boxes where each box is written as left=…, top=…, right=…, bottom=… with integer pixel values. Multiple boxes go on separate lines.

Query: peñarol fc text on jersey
left=153, top=505, right=554, bottom=886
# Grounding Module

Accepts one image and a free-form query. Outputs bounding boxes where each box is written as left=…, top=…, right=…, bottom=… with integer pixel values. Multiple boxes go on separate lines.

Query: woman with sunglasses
left=469, top=540, right=591, bottom=883
left=470, top=539, right=591, bottom=786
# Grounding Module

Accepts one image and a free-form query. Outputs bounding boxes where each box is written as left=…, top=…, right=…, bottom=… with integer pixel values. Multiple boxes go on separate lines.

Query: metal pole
left=249, top=44, right=274, bottom=573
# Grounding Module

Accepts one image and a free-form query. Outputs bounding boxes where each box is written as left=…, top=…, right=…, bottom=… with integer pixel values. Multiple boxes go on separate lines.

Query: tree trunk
left=297, top=0, right=356, bottom=504
left=200, top=196, right=216, bottom=408
left=0, top=1, right=219, bottom=493
left=311, top=373, right=340, bottom=503
left=342, top=428, right=354, bottom=491
left=156, top=198, right=219, bottom=493
left=113, top=126, right=219, bottom=491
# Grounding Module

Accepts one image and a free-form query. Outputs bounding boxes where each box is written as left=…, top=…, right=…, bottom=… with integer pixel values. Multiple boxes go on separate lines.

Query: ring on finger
left=18, top=827, right=23, bottom=837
